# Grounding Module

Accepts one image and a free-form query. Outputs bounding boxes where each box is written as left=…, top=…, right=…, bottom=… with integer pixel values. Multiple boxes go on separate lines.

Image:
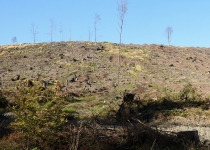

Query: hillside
left=1, top=42, right=210, bottom=94
left=1, top=41, right=210, bottom=149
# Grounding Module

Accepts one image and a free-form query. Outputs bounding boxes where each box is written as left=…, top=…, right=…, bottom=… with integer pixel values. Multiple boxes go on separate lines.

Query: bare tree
left=11, top=37, right=17, bottom=44
left=88, top=27, right=92, bottom=42
left=31, top=22, right=38, bottom=44
left=94, top=13, right=101, bottom=43
left=117, top=0, right=128, bottom=84
left=49, top=19, right=56, bottom=44
left=59, top=23, right=63, bottom=41
left=69, top=28, right=72, bottom=41
left=165, top=26, right=173, bottom=46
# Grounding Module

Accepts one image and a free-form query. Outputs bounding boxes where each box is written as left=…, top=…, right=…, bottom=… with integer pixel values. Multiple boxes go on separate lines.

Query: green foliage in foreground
left=9, top=83, right=68, bottom=149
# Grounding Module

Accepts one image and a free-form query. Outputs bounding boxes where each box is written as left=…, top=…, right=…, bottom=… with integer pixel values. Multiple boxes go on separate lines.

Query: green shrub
left=179, top=83, right=203, bottom=106
left=9, top=82, right=67, bottom=149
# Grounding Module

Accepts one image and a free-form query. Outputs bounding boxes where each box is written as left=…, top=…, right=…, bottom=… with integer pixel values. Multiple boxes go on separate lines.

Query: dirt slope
left=1, top=41, right=210, bottom=142
left=1, top=42, right=210, bottom=94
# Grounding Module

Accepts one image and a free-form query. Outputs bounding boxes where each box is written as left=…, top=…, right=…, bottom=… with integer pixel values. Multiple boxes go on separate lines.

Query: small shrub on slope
left=179, top=83, right=203, bottom=107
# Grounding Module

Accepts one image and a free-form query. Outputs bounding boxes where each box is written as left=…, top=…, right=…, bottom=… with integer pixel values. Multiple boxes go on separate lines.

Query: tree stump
left=177, top=130, right=200, bottom=145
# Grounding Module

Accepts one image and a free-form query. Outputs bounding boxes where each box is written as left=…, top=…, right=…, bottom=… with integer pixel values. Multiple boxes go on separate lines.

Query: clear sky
left=1, top=0, right=210, bottom=47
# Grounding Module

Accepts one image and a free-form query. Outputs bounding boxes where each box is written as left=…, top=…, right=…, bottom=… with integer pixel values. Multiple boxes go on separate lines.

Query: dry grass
left=107, top=44, right=148, bottom=60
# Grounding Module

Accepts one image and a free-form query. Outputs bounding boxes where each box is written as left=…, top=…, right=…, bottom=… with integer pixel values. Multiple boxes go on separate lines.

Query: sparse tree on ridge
left=165, top=26, right=173, bottom=46
left=11, top=37, right=17, bottom=44
left=88, top=27, right=92, bottom=42
left=94, top=13, right=101, bottom=43
left=59, top=23, right=63, bottom=41
left=49, top=19, right=56, bottom=44
left=69, top=28, right=72, bottom=41
left=117, top=0, right=128, bottom=84
left=31, top=22, right=38, bottom=44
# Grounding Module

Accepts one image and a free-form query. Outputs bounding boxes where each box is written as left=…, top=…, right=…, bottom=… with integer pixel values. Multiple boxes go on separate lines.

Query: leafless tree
left=59, top=23, right=63, bottom=41
left=88, top=27, right=92, bottom=42
left=49, top=19, right=56, bottom=44
left=165, top=26, right=173, bottom=46
left=69, top=28, right=72, bottom=41
left=11, top=37, right=17, bottom=44
left=117, top=0, right=128, bottom=84
left=31, top=22, right=38, bottom=44
left=94, top=13, right=101, bottom=43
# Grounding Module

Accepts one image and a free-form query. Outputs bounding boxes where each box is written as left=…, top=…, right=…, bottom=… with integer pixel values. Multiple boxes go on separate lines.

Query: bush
left=9, top=82, right=68, bottom=149
left=179, top=83, right=203, bottom=106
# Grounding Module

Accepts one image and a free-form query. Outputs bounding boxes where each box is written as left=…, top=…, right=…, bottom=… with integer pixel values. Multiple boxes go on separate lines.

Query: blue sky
left=1, top=1, right=210, bottom=47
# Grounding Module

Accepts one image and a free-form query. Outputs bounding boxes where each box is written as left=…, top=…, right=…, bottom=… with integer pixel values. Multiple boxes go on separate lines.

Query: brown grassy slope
left=1, top=42, right=210, bottom=116
left=2, top=42, right=210, bottom=148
